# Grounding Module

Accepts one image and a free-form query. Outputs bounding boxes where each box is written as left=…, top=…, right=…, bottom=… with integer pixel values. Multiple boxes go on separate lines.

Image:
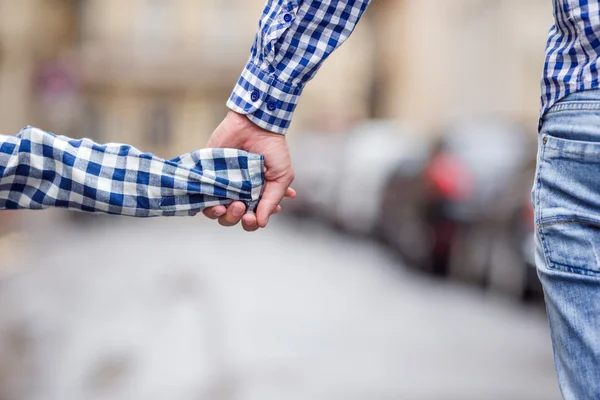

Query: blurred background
left=0, top=0, right=561, bottom=399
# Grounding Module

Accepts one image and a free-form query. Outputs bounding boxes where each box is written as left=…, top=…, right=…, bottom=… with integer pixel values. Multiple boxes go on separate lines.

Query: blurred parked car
left=332, top=121, right=429, bottom=235
left=378, top=141, right=461, bottom=275
left=286, top=132, right=346, bottom=219
left=287, top=121, right=428, bottom=236
left=469, top=160, right=543, bottom=301
left=379, top=121, right=534, bottom=280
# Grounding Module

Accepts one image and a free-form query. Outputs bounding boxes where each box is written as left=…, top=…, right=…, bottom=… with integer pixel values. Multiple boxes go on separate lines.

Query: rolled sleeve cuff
left=226, top=60, right=303, bottom=135
left=159, top=149, right=265, bottom=216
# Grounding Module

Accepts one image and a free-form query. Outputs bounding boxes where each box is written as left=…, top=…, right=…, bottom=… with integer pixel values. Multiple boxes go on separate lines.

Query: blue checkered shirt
left=542, top=0, right=600, bottom=123
left=228, top=0, right=600, bottom=131
left=0, top=127, right=264, bottom=217
left=227, top=0, right=371, bottom=134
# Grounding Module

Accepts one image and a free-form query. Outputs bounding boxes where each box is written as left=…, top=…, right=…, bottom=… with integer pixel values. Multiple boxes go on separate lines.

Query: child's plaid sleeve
left=0, top=127, right=264, bottom=217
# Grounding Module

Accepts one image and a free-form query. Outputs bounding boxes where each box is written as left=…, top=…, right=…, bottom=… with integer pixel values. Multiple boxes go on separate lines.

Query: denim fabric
left=534, top=89, right=600, bottom=399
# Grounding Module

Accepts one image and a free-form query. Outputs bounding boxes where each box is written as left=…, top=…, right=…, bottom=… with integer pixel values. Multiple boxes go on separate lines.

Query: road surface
left=0, top=211, right=560, bottom=400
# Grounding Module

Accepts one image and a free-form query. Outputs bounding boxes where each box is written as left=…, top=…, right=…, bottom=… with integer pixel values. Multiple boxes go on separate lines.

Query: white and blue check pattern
left=227, top=0, right=371, bottom=134
left=0, top=127, right=264, bottom=217
left=542, top=0, right=600, bottom=124
left=228, top=0, right=600, bottom=132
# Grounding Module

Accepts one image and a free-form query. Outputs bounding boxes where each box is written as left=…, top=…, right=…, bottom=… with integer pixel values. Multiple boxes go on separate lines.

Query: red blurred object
left=425, top=153, right=474, bottom=201
left=523, top=194, right=535, bottom=232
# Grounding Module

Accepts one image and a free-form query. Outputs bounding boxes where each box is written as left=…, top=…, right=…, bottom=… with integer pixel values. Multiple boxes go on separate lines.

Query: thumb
left=256, top=180, right=288, bottom=228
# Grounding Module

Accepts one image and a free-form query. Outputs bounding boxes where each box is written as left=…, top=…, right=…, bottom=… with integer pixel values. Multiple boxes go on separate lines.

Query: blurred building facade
left=74, top=0, right=266, bottom=157
left=363, top=0, right=553, bottom=133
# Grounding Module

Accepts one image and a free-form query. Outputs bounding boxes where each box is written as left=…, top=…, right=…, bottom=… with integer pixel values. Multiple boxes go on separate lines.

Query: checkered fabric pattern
left=0, top=127, right=264, bottom=217
left=227, top=0, right=371, bottom=134
left=542, top=0, right=600, bottom=126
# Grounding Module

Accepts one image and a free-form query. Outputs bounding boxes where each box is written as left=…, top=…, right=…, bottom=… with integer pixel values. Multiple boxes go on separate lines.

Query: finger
left=285, top=188, right=297, bottom=198
left=256, top=181, right=288, bottom=228
left=218, top=201, right=246, bottom=227
left=202, top=206, right=227, bottom=220
left=273, top=205, right=283, bottom=214
left=242, top=212, right=259, bottom=232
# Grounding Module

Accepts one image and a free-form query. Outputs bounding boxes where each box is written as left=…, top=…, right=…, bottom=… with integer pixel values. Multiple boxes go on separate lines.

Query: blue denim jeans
left=534, top=89, right=600, bottom=399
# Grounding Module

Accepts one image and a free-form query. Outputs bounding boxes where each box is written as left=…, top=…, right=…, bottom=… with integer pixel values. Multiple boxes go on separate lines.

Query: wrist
left=227, top=60, right=302, bottom=135
left=229, top=110, right=284, bottom=137
left=226, top=110, right=253, bottom=130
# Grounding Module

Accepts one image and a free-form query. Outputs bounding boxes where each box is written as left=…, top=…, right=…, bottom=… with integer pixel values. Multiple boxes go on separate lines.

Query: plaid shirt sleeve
left=0, top=127, right=264, bottom=217
left=227, top=0, right=371, bottom=134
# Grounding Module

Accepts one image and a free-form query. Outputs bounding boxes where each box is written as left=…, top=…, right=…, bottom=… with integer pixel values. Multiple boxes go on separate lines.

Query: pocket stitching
left=537, top=213, right=600, bottom=277
left=539, top=225, right=600, bottom=277
left=538, top=216, right=600, bottom=228
left=543, top=255, right=600, bottom=277
left=536, top=138, right=564, bottom=274
left=545, top=146, right=590, bottom=156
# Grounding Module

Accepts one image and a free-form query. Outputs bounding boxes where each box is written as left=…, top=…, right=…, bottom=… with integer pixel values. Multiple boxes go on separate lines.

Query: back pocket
left=536, top=134, right=600, bottom=276
left=539, top=220, right=600, bottom=276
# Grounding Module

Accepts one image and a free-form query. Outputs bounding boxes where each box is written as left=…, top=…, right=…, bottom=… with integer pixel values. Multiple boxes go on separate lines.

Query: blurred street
left=0, top=212, right=560, bottom=400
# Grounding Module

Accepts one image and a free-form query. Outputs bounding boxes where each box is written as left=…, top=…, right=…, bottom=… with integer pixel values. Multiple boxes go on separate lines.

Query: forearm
left=0, top=127, right=264, bottom=217
left=228, top=0, right=371, bottom=134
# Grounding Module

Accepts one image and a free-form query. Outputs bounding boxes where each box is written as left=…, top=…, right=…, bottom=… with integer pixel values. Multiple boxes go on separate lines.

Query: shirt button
left=250, top=90, right=260, bottom=102
left=267, top=101, right=277, bottom=111
left=284, top=13, right=292, bottom=22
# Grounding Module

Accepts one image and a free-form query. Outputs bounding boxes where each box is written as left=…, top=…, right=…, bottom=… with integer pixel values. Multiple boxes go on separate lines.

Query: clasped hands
left=202, top=111, right=296, bottom=232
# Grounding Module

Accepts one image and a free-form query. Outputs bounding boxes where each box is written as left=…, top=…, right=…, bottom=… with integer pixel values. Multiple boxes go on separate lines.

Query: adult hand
left=203, top=111, right=296, bottom=231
